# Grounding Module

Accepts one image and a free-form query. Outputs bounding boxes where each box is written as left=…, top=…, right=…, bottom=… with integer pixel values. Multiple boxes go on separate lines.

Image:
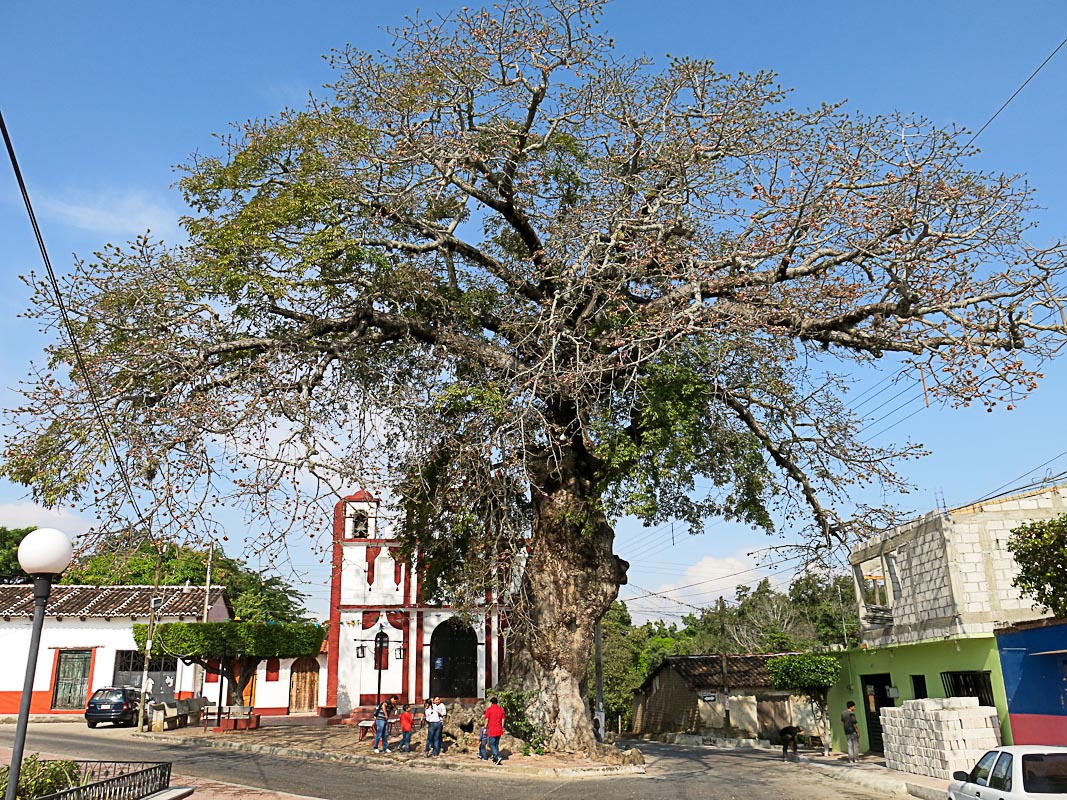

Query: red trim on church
left=325, top=498, right=344, bottom=714
left=327, top=491, right=505, bottom=714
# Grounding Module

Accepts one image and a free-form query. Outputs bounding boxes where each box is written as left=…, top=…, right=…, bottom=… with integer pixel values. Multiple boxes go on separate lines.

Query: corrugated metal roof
left=0, top=584, right=228, bottom=619
left=639, top=654, right=794, bottom=692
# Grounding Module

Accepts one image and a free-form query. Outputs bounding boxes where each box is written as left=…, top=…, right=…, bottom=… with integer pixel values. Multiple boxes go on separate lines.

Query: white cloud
left=37, top=187, right=185, bottom=244
left=0, top=501, right=94, bottom=538
left=622, top=553, right=769, bottom=626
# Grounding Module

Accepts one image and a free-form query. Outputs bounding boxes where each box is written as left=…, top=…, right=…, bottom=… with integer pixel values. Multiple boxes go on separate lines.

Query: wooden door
left=52, top=649, right=92, bottom=710
left=429, top=618, right=478, bottom=699
left=289, top=657, right=320, bottom=713
left=756, top=696, right=792, bottom=742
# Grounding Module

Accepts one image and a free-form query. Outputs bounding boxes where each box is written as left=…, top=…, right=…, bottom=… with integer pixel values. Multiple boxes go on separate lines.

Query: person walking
left=483, top=696, right=506, bottom=765
left=778, top=724, right=803, bottom=762
left=842, top=700, right=860, bottom=763
left=398, top=704, right=414, bottom=752
left=372, top=700, right=391, bottom=753
left=424, top=696, right=446, bottom=756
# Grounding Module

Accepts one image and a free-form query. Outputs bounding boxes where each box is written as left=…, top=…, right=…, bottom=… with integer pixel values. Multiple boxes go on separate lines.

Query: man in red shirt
left=483, top=697, right=506, bottom=765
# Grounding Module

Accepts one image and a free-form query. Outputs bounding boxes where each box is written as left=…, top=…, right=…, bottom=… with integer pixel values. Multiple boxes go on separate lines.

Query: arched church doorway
left=289, top=657, right=320, bottom=713
left=429, top=618, right=478, bottom=698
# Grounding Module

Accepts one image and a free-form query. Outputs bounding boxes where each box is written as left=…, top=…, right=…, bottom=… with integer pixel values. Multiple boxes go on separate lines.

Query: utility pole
left=194, top=541, right=214, bottom=697
left=594, top=618, right=605, bottom=738
left=719, top=596, right=730, bottom=732
left=138, top=552, right=163, bottom=731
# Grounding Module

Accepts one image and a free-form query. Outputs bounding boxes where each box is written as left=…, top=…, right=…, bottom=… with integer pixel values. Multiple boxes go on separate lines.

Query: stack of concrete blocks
left=881, top=697, right=1001, bottom=779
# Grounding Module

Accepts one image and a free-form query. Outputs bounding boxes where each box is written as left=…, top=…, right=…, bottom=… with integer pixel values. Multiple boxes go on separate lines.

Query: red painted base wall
left=0, top=692, right=83, bottom=715
left=1010, top=714, right=1067, bottom=745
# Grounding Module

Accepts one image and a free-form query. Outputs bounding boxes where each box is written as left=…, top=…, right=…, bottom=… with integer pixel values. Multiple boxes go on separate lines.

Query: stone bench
left=209, top=705, right=260, bottom=731
left=150, top=697, right=211, bottom=731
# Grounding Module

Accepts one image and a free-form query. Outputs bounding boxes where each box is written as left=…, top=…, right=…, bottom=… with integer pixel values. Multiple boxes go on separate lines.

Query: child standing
left=399, top=704, right=414, bottom=752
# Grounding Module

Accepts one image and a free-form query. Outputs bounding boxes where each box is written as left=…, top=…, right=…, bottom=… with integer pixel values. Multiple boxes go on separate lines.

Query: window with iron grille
left=941, top=670, right=995, bottom=707
left=114, top=650, right=178, bottom=673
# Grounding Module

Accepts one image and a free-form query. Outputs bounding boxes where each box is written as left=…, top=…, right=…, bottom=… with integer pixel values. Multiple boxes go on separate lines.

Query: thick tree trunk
left=504, top=447, right=628, bottom=753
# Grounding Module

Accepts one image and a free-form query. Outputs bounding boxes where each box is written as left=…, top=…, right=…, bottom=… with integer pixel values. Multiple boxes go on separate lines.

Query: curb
left=903, top=782, right=948, bottom=800
left=133, top=733, right=646, bottom=777
left=799, top=757, right=910, bottom=796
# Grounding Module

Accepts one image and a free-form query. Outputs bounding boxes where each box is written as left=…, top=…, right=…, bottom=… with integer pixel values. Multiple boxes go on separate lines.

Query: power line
left=964, top=34, right=1067, bottom=150
left=0, top=110, right=146, bottom=530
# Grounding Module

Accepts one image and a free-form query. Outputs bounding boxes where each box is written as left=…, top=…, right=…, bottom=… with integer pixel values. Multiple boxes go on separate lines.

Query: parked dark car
left=85, top=686, right=140, bottom=728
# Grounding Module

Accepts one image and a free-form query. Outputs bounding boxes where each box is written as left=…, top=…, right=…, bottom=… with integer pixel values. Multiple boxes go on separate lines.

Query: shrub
left=0, top=754, right=81, bottom=799
left=495, top=688, right=546, bottom=753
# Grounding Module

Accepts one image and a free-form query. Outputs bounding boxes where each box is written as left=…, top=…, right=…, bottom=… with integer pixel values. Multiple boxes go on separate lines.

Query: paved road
left=0, top=724, right=886, bottom=800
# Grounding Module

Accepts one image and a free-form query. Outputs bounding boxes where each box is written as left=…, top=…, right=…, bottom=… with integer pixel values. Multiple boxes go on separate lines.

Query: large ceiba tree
left=4, top=1, right=1066, bottom=751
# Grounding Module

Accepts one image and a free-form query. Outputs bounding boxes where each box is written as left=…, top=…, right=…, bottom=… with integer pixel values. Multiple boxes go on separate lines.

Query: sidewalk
left=4, top=726, right=948, bottom=799
left=798, top=750, right=950, bottom=800
left=0, top=745, right=313, bottom=800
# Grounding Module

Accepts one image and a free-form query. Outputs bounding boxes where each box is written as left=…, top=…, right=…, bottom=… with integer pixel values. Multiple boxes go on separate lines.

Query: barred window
left=941, top=670, right=995, bottom=707
left=114, top=650, right=178, bottom=673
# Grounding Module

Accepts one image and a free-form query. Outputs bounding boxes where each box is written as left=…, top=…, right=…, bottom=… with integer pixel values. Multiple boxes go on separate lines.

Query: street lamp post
left=6, top=528, right=72, bottom=800
left=374, top=626, right=389, bottom=708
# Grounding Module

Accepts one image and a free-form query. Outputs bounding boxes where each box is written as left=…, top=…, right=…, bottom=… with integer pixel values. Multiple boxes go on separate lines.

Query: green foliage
left=495, top=688, right=546, bottom=753
left=134, top=620, right=325, bottom=702
left=600, top=351, right=776, bottom=535
left=788, top=573, right=861, bottom=648
left=585, top=602, right=650, bottom=729
left=135, top=620, right=324, bottom=660
left=0, top=754, right=81, bottom=799
left=0, top=526, right=35, bottom=583
left=64, top=540, right=309, bottom=622
left=767, top=653, right=841, bottom=692
left=1007, top=514, right=1067, bottom=617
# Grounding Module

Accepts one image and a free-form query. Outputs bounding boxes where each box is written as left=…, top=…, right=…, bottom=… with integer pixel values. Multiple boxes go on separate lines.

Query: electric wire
left=0, top=110, right=146, bottom=530
left=963, top=34, right=1067, bottom=150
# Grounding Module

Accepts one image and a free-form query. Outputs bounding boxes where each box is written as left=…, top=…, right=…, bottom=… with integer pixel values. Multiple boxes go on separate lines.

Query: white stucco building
left=323, top=491, right=506, bottom=717
left=0, top=585, right=229, bottom=716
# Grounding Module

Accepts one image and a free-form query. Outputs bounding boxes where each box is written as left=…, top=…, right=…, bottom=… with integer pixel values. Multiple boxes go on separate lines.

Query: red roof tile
left=639, top=654, right=797, bottom=692
left=0, top=584, right=228, bottom=620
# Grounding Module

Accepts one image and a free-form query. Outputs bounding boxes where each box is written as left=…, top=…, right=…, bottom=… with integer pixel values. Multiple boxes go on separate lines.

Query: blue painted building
left=996, top=617, right=1067, bottom=745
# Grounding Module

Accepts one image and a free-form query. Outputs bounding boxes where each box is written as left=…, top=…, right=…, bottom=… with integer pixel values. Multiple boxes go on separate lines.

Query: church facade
left=324, top=491, right=506, bottom=716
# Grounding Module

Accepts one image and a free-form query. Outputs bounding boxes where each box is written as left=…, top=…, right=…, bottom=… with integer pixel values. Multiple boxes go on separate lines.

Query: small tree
left=1007, top=514, right=1067, bottom=617
left=0, top=527, right=35, bottom=584
left=134, top=620, right=325, bottom=703
left=767, top=653, right=841, bottom=756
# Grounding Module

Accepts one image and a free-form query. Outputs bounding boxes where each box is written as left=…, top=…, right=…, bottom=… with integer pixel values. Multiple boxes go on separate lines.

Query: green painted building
left=828, top=635, right=1011, bottom=753
left=826, top=486, right=1067, bottom=755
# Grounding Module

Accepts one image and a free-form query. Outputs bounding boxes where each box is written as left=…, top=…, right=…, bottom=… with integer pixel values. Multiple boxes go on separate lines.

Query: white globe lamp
left=17, top=527, right=73, bottom=576
left=7, top=527, right=72, bottom=800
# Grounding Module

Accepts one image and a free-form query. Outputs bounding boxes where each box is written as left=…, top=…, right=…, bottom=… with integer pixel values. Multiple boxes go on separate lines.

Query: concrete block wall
left=884, top=516, right=956, bottom=643
left=855, top=486, right=1067, bottom=647
left=881, top=697, right=1001, bottom=780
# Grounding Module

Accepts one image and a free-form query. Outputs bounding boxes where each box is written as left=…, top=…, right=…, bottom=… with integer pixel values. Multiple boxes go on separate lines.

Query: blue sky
left=2, top=1, right=1066, bottom=621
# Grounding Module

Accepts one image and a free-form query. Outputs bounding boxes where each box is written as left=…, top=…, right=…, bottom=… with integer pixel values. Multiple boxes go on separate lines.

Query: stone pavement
left=160, top=726, right=950, bottom=797
left=5, top=722, right=954, bottom=800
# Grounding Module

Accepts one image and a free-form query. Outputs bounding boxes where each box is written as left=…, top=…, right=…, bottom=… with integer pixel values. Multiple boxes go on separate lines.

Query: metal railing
left=39, top=761, right=171, bottom=800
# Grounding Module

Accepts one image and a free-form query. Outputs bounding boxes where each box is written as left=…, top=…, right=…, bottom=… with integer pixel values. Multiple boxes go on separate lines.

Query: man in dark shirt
left=841, top=701, right=860, bottom=763
left=779, top=724, right=804, bottom=761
